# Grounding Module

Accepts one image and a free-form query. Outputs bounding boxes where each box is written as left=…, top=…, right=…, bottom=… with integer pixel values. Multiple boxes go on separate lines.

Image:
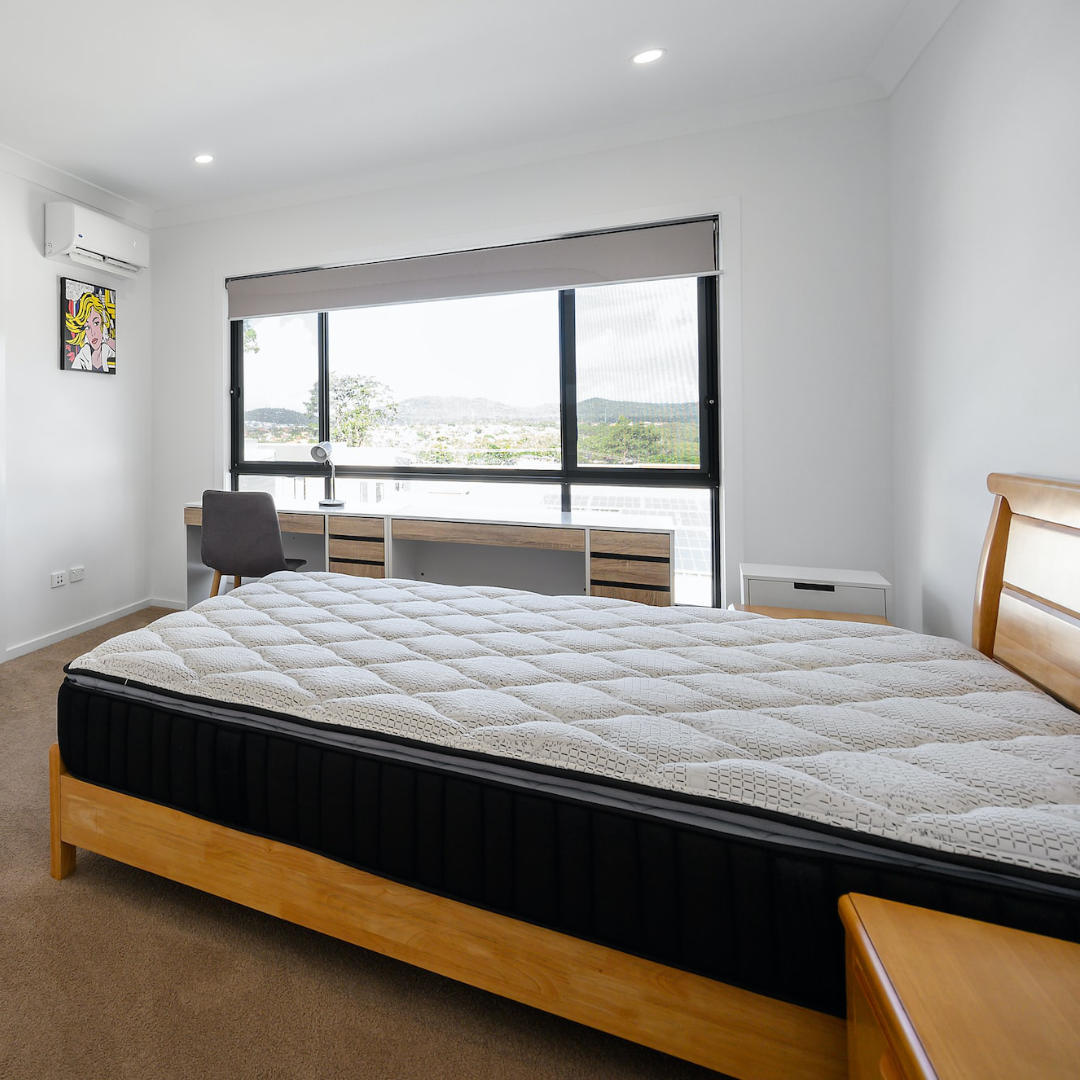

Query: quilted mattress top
left=70, top=572, right=1080, bottom=878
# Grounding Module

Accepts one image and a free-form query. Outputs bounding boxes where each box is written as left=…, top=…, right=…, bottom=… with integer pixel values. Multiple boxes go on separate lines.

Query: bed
left=49, top=473, right=1080, bottom=1080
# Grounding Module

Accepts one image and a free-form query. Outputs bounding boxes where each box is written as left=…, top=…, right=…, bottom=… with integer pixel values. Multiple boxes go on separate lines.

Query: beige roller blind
left=227, top=218, right=718, bottom=320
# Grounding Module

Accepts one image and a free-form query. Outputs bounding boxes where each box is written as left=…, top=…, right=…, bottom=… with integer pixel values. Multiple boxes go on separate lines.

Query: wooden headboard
left=973, top=473, right=1080, bottom=711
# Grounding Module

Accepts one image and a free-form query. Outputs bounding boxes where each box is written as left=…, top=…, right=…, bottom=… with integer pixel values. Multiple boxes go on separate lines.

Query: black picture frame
left=60, top=277, right=117, bottom=374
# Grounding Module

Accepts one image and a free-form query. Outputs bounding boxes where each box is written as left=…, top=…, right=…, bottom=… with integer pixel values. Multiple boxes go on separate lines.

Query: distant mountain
left=394, top=396, right=697, bottom=425
left=245, top=407, right=310, bottom=425
left=577, top=398, right=697, bottom=423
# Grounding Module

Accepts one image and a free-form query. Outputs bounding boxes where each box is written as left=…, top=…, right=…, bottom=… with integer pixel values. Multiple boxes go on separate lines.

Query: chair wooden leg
left=210, top=570, right=222, bottom=597
left=49, top=744, right=76, bottom=880
left=234, top=576, right=241, bottom=591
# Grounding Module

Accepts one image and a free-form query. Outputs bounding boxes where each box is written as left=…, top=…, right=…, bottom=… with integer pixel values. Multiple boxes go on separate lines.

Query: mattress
left=59, top=571, right=1080, bottom=1015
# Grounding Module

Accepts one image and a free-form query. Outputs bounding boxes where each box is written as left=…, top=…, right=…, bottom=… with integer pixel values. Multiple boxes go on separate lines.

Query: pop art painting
left=60, top=278, right=116, bottom=374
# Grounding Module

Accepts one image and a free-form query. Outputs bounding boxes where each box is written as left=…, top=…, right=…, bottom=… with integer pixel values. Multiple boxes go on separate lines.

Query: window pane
left=572, top=485, right=713, bottom=605
left=575, top=278, right=700, bottom=468
left=334, top=476, right=561, bottom=520
left=236, top=473, right=325, bottom=504
left=235, top=474, right=563, bottom=521
left=327, top=293, right=561, bottom=469
left=241, top=315, right=319, bottom=462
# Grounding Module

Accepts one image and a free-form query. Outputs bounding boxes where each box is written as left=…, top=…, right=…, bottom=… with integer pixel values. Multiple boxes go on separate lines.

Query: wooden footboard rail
left=49, top=744, right=845, bottom=1080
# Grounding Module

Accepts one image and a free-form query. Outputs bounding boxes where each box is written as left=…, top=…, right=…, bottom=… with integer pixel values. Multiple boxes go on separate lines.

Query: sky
left=242, top=277, right=699, bottom=413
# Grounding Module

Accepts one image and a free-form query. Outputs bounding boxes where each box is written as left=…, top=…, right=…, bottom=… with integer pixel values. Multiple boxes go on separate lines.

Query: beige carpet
left=1, top=609, right=718, bottom=1079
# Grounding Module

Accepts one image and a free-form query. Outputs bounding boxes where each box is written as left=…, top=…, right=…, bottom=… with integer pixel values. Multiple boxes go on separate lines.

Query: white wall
left=0, top=165, right=154, bottom=659
left=890, top=0, right=1080, bottom=638
left=149, top=101, right=894, bottom=611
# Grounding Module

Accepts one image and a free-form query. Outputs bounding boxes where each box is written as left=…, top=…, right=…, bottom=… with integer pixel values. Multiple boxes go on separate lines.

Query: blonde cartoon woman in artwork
left=67, top=290, right=116, bottom=372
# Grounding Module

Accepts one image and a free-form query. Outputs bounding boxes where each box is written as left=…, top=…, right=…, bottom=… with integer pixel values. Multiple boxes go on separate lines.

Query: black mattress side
left=57, top=676, right=1080, bottom=1018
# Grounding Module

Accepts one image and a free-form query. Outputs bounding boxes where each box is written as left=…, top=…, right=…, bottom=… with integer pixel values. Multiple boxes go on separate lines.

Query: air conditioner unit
left=44, top=202, right=150, bottom=279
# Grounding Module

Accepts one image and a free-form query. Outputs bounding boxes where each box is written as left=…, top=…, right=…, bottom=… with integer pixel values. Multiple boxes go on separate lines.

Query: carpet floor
left=1, top=609, right=718, bottom=1079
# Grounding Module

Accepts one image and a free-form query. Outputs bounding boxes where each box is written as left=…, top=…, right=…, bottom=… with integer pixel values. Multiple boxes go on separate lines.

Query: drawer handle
left=794, top=581, right=835, bottom=592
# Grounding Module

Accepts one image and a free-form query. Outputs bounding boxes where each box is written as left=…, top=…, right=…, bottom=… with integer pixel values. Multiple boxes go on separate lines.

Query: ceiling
left=1, top=0, right=956, bottom=220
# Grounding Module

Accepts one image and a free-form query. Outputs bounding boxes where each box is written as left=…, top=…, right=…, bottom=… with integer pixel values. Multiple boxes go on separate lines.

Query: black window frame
left=230, top=275, right=721, bottom=604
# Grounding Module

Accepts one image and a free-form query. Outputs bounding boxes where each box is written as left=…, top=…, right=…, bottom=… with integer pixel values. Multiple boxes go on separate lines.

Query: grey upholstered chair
left=201, top=490, right=307, bottom=596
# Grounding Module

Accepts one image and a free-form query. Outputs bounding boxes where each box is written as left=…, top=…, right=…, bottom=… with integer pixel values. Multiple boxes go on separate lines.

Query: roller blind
left=226, top=218, right=718, bottom=321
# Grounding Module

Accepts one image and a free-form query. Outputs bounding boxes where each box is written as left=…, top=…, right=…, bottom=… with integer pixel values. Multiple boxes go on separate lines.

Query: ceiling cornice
left=0, top=142, right=152, bottom=229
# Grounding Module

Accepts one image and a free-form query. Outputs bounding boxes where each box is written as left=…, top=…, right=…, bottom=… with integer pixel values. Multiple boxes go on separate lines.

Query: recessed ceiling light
left=632, top=48, right=665, bottom=65
left=194, top=153, right=214, bottom=165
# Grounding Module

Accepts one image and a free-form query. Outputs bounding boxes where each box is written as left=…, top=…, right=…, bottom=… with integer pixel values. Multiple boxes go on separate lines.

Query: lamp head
left=311, top=441, right=333, bottom=464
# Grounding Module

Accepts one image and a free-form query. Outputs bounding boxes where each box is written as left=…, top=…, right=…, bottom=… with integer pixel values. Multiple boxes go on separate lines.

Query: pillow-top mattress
left=69, top=572, right=1080, bottom=879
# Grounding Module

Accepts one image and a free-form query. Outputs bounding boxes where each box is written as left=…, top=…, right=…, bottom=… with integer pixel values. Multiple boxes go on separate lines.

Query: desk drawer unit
left=329, top=515, right=385, bottom=578
left=589, top=531, right=672, bottom=607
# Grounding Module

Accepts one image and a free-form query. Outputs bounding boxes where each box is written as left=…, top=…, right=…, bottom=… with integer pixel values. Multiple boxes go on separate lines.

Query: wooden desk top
left=184, top=501, right=673, bottom=535
left=840, top=893, right=1080, bottom=1079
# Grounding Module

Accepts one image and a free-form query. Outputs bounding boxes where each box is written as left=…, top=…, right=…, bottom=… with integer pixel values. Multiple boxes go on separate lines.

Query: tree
left=578, top=416, right=666, bottom=465
left=306, top=374, right=398, bottom=446
left=243, top=326, right=260, bottom=355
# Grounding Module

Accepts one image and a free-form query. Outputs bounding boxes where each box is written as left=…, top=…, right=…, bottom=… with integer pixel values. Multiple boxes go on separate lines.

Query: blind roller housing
left=227, top=218, right=718, bottom=321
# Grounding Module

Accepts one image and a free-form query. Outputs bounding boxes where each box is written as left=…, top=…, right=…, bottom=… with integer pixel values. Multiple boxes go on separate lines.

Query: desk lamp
left=311, top=442, right=345, bottom=507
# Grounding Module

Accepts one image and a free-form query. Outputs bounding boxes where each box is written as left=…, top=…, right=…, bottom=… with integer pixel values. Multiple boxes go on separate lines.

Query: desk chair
left=201, top=489, right=307, bottom=597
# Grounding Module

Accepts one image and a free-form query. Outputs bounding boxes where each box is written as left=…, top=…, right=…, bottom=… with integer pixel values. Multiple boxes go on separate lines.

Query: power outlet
left=70, top=565, right=85, bottom=582
left=50, top=570, right=66, bottom=589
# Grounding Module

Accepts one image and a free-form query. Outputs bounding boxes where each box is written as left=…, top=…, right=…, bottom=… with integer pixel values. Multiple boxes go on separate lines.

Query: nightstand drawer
left=746, top=578, right=887, bottom=617
left=741, top=563, right=891, bottom=620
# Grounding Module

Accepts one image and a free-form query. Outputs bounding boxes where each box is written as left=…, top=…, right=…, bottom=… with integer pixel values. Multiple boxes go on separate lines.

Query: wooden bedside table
left=839, top=893, right=1080, bottom=1079
left=732, top=603, right=890, bottom=625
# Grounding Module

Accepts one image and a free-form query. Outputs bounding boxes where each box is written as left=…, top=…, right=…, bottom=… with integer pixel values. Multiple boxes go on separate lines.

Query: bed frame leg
left=49, top=743, right=76, bottom=880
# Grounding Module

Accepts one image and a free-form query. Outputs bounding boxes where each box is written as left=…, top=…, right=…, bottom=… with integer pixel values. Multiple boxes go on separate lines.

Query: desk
left=184, top=502, right=674, bottom=608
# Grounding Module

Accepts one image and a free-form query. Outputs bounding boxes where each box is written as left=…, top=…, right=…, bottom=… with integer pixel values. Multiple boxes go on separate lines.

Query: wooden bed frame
left=49, top=473, right=1080, bottom=1080
left=973, top=473, right=1080, bottom=708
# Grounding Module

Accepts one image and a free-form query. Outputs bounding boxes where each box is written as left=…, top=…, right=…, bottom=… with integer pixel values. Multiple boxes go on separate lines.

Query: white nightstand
left=738, top=563, right=892, bottom=623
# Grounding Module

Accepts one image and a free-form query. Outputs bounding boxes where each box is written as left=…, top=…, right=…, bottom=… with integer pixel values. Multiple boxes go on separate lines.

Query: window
left=327, top=292, right=561, bottom=469
left=575, top=279, right=700, bottom=469
left=240, top=314, right=318, bottom=463
left=230, top=221, right=720, bottom=603
left=237, top=473, right=324, bottom=503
